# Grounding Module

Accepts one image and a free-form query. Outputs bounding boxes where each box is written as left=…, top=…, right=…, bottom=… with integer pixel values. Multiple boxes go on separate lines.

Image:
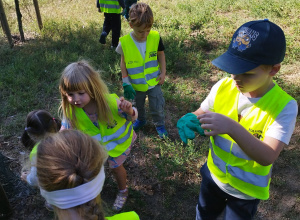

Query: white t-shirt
left=116, top=32, right=147, bottom=59
left=201, top=78, right=298, bottom=199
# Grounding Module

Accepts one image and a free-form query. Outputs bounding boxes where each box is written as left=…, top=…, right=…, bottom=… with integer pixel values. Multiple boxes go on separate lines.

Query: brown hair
left=37, top=130, right=108, bottom=220
left=129, top=2, right=153, bottom=28
left=59, top=60, right=113, bottom=128
left=21, top=110, right=61, bottom=149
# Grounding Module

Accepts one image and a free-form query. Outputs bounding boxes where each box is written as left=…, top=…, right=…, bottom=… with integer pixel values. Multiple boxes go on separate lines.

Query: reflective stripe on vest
left=99, top=0, right=121, bottom=13
left=92, top=121, right=133, bottom=151
left=207, top=77, right=294, bottom=200
left=71, top=94, right=133, bottom=157
left=209, top=139, right=272, bottom=188
left=120, top=30, right=160, bottom=92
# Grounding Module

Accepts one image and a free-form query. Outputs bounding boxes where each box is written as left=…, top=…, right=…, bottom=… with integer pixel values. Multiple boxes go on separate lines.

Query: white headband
left=40, top=166, right=105, bottom=209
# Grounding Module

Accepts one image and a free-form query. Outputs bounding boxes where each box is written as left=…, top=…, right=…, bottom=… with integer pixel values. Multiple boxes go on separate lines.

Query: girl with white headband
left=37, top=130, right=139, bottom=220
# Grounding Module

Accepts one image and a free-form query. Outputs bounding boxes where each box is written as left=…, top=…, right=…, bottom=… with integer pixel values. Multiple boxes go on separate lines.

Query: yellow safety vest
left=120, top=30, right=161, bottom=92
left=71, top=94, right=134, bottom=157
left=99, top=0, right=122, bottom=13
left=106, top=211, right=140, bottom=220
left=30, top=143, right=39, bottom=161
left=207, top=77, right=294, bottom=200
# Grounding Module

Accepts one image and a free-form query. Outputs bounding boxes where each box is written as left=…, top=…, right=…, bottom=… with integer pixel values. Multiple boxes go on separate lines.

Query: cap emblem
left=232, top=27, right=259, bottom=52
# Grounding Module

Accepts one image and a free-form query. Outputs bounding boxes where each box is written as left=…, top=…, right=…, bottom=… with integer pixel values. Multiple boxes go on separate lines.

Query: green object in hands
left=177, top=113, right=205, bottom=144
left=123, top=83, right=136, bottom=100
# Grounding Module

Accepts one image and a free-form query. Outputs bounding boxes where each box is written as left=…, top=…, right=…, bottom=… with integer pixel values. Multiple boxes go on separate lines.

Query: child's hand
left=21, top=171, right=28, bottom=182
left=197, top=112, right=235, bottom=136
left=119, top=97, right=134, bottom=116
left=156, top=73, right=166, bottom=85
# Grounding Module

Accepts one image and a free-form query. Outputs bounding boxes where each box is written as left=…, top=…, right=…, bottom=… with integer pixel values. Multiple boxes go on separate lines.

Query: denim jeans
left=196, top=163, right=260, bottom=220
left=135, top=85, right=165, bottom=126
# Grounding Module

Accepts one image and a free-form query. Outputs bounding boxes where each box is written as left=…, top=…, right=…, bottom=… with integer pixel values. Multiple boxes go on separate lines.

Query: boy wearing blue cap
left=177, top=19, right=298, bottom=219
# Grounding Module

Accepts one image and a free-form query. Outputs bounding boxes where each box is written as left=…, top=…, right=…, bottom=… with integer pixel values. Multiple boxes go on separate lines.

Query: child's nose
left=73, top=94, right=80, bottom=102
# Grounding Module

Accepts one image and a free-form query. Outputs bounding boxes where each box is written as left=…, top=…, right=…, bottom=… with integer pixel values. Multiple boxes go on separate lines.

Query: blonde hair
left=129, top=2, right=153, bottom=28
left=59, top=60, right=113, bottom=128
left=37, top=130, right=108, bottom=220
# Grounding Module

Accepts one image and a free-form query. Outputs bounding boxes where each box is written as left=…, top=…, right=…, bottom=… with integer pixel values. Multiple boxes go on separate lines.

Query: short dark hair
left=129, top=2, right=153, bottom=28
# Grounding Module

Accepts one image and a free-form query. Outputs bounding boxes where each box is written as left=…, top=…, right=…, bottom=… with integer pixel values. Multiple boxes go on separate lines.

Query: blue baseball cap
left=212, top=19, right=286, bottom=75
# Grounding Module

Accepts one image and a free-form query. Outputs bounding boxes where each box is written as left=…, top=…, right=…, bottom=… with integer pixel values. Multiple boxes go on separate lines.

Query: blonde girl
left=37, top=130, right=139, bottom=220
left=59, top=60, right=137, bottom=211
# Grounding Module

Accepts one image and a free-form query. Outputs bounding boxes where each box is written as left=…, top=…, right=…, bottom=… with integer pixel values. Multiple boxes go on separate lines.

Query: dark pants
left=135, top=85, right=165, bottom=127
left=102, top=13, right=121, bottom=47
left=196, top=163, right=260, bottom=220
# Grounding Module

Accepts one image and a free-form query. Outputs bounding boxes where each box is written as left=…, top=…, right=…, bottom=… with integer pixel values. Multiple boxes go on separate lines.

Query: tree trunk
left=33, top=0, right=42, bottom=30
left=14, top=0, right=25, bottom=42
left=0, top=0, right=14, bottom=47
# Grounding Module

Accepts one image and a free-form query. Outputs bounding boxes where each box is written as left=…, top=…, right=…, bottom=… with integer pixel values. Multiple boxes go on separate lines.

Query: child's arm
left=193, top=107, right=206, bottom=116
left=21, top=166, right=39, bottom=186
left=198, top=112, right=285, bottom=166
left=60, top=118, right=71, bottom=131
left=121, top=54, right=129, bottom=78
left=120, top=54, right=136, bottom=100
left=156, top=51, right=166, bottom=85
left=96, top=0, right=101, bottom=12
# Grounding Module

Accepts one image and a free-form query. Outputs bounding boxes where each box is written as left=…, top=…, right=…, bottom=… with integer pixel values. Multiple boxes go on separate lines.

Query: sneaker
left=99, top=32, right=107, bottom=44
left=112, top=191, right=128, bottom=211
left=133, top=120, right=146, bottom=131
left=156, top=125, right=168, bottom=138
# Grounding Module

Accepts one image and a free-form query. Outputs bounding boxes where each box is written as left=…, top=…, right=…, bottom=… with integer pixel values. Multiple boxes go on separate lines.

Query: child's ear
left=269, top=64, right=281, bottom=76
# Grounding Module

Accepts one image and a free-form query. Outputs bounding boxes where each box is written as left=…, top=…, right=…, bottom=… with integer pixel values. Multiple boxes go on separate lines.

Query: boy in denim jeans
left=177, top=19, right=298, bottom=219
left=116, top=2, right=167, bottom=138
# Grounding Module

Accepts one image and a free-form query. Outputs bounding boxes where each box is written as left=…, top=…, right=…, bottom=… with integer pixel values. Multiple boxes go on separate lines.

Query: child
left=177, top=19, right=298, bottom=219
left=97, top=0, right=125, bottom=48
left=59, top=60, right=137, bottom=211
left=37, top=130, right=140, bottom=220
left=20, top=110, right=61, bottom=186
left=116, top=2, right=168, bottom=138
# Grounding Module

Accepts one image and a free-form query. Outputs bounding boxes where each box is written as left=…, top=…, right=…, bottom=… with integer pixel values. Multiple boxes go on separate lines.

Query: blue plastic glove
left=177, top=113, right=205, bottom=144
left=123, top=83, right=136, bottom=100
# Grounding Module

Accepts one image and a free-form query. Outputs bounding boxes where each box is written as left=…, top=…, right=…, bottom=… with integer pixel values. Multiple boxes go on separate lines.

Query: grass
left=1, top=0, right=300, bottom=219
